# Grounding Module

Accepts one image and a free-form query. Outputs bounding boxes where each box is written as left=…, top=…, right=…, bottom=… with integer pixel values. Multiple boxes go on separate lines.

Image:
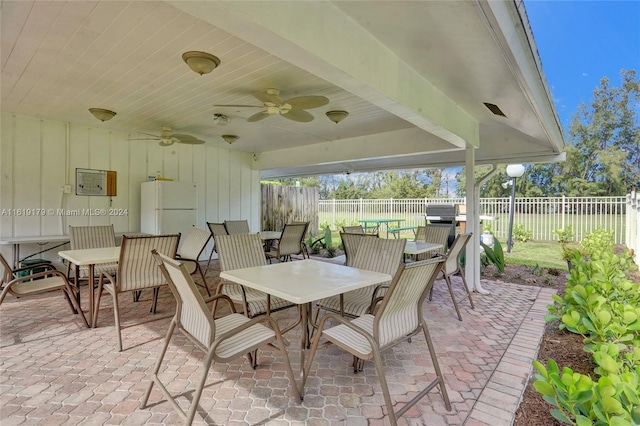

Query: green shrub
left=536, top=238, right=640, bottom=425
left=480, top=235, right=505, bottom=273
left=553, top=225, right=575, bottom=243
left=513, top=223, right=533, bottom=242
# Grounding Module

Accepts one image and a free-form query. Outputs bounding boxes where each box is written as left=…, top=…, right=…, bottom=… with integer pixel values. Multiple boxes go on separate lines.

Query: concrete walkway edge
left=465, top=287, right=557, bottom=425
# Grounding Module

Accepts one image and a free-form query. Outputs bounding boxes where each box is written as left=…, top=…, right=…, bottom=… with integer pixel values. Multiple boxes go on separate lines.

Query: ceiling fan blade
left=174, top=134, right=205, bottom=145
left=247, top=111, right=271, bottom=122
left=213, top=104, right=263, bottom=108
left=282, top=109, right=314, bottom=123
left=127, top=137, right=160, bottom=141
left=285, top=95, right=330, bottom=109
left=253, top=89, right=282, bottom=105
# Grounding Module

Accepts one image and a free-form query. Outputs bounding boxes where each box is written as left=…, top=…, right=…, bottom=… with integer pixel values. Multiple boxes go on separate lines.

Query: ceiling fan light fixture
left=213, top=113, right=231, bottom=125
left=89, top=108, right=116, bottom=122
left=326, top=110, right=349, bottom=124
left=182, top=51, right=220, bottom=75
left=221, top=134, right=239, bottom=144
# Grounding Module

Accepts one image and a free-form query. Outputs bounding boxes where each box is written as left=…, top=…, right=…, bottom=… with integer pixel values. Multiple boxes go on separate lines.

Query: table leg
left=88, top=264, right=95, bottom=328
left=300, top=303, right=309, bottom=385
left=12, top=243, right=20, bottom=269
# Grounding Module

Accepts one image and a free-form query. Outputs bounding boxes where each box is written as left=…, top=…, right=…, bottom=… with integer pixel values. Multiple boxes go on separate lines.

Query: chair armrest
left=204, top=293, right=237, bottom=314
left=6, top=269, right=66, bottom=286
left=11, top=262, right=56, bottom=275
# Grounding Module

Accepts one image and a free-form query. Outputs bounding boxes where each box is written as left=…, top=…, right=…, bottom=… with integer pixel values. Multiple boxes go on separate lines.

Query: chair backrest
left=224, top=220, right=250, bottom=235
left=422, top=224, right=451, bottom=255
left=116, top=234, right=180, bottom=293
left=277, top=223, right=307, bottom=256
left=340, top=232, right=377, bottom=267
left=342, top=225, right=365, bottom=234
left=351, top=236, right=406, bottom=277
left=207, top=222, right=228, bottom=237
left=290, top=221, right=310, bottom=239
left=215, top=233, right=267, bottom=271
left=444, top=233, right=472, bottom=275
left=153, top=251, right=214, bottom=348
left=415, top=225, right=426, bottom=241
left=178, top=227, right=211, bottom=260
left=69, top=225, right=117, bottom=250
left=374, top=257, right=445, bottom=347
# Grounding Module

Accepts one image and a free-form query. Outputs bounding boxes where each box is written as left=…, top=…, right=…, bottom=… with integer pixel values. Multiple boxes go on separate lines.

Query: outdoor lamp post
left=506, top=164, right=525, bottom=253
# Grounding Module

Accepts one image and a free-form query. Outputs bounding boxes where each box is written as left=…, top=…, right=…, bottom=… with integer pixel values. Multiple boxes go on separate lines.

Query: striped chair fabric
left=215, top=234, right=295, bottom=317
left=205, top=222, right=229, bottom=274
left=290, top=221, right=311, bottom=258
left=142, top=252, right=299, bottom=424
left=429, top=233, right=475, bottom=321
left=415, top=224, right=450, bottom=260
left=94, top=234, right=180, bottom=351
left=304, top=257, right=450, bottom=426
left=223, top=220, right=250, bottom=235
left=68, top=225, right=118, bottom=278
left=0, top=252, right=88, bottom=327
left=342, top=225, right=365, bottom=234
left=340, top=232, right=378, bottom=267
left=314, top=237, right=405, bottom=319
left=176, top=227, right=212, bottom=296
left=266, top=223, right=307, bottom=262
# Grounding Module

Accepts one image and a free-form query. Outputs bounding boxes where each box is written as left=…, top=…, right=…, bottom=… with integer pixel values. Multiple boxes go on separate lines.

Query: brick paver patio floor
left=0, top=258, right=555, bottom=425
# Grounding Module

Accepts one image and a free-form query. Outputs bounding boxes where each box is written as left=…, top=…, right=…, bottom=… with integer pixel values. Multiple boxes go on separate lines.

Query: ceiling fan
left=213, top=88, right=329, bottom=123
left=129, top=126, right=205, bottom=146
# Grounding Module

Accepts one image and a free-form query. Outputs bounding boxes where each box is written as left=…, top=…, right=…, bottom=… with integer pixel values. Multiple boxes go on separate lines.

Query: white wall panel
left=0, top=114, right=259, bottom=268
left=205, top=147, right=220, bottom=223
left=41, top=120, right=66, bottom=235
left=109, top=131, right=130, bottom=233
left=13, top=116, right=41, bottom=236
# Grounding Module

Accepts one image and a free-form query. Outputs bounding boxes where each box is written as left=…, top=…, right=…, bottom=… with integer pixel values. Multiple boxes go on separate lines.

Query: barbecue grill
left=425, top=204, right=459, bottom=247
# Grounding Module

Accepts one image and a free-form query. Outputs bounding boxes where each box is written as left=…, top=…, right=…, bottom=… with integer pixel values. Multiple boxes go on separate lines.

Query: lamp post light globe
left=506, top=164, right=525, bottom=253
left=506, top=164, right=525, bottom=179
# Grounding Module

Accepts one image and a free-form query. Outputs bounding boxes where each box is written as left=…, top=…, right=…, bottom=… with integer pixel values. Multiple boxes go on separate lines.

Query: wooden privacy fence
left=318, top=196, right=628, bottom=244
left=261, top=184, right=319, bottom=236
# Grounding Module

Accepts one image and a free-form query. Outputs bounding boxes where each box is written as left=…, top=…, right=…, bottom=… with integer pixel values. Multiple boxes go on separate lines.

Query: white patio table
left=58, top=246, right=121, bottom=328
left=220, top=259, right=391, bottom=384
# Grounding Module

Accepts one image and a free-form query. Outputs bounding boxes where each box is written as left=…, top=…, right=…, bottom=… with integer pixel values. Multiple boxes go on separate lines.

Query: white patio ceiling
left=1, top=0, right=565, bottom=178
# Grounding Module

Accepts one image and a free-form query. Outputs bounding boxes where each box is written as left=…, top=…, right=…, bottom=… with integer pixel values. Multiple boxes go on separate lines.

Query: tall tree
left=532, top=69, right=639, bottom=195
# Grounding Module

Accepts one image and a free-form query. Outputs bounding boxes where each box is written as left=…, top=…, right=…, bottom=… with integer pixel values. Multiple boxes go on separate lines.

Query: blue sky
left=525, top=0, right=640, bottom=127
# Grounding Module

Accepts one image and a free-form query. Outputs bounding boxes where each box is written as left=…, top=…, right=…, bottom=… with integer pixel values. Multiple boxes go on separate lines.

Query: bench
left=388, top=226, right=417, bottom=238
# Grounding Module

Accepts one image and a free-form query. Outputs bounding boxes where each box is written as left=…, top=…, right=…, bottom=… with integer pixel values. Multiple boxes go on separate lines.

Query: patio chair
left=342, top=225, right=365, bottom=234
left=67, top=224, right=118, bottom=285
left=339, top=231, right=378, bottom=266
left=214, top=234, right=298, bottom=324
left=303, top=257, right=450, bottom=426
left=265, top=223, right=308, bottom=262
left=0, top=252, right=89, bottom=327
left=430, top=233, right=474, bottom=321
left=414, top=224, right=450, bottom=260
left=176, top=226, right=212, bottom=296
left=205, top=222, right=229, bottom=274
left=93, top=234, right=180, bottom=351
left=141, top=251, right=300, bottom=425
left=313, top=237, right=405, bottom=321
left=290, top=221, right=311, bottom=258
left=223, top=219, right=250, bottom=235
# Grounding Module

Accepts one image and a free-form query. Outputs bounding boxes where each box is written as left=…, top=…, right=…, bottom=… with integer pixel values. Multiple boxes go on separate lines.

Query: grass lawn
left=320, top=231, right=572, bottom=271
left=501, top=239, right=575, bottom=270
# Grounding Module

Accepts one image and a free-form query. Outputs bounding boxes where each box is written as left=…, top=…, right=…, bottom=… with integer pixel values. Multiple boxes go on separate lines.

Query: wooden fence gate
left=261, top=184, right=319, bottom=237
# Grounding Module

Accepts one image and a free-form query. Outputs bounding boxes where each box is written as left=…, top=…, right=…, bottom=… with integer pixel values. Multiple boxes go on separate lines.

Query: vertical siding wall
left=0, top=113, right=260, bottom=263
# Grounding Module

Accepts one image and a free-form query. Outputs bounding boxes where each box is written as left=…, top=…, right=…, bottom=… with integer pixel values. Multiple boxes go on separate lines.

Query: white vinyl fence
left=627, top=191, right=639, bottom=264
left=319, top=196, right=628, bottom=244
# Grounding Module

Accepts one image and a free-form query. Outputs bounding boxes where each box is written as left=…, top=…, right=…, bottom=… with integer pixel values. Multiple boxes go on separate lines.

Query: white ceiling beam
left=168, top=0, right=478, bottom=149
left=254, top=127, right=457, bottom=171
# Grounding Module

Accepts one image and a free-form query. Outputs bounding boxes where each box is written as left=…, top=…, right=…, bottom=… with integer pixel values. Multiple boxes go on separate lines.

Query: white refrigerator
left=140, top=181, right=197, bottom=238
